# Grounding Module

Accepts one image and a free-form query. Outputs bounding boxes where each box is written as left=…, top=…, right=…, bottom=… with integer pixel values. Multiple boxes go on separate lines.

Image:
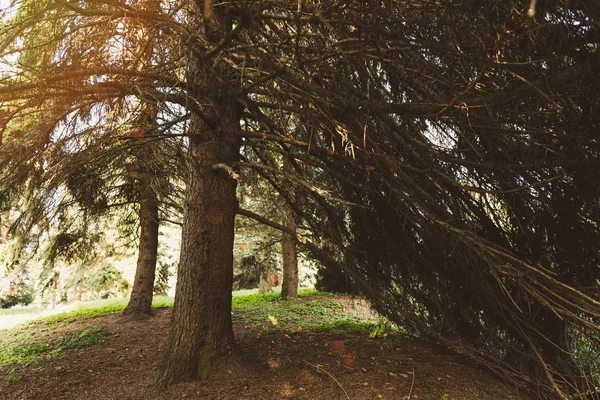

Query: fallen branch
left=304, top=360, right=350, bottom=400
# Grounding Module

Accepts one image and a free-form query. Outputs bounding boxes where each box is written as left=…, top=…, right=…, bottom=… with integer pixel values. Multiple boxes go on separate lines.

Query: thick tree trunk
left=157, top=45, right=242, bottom=383
left=280, top=203, right=298, bottom=299
left=157, top=112, right=240, bottom=385
left=123, top=181, right=159, bottom=318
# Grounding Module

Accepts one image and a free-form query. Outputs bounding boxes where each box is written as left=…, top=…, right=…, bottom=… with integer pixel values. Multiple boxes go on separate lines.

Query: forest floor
left=0, top=291, right=529, bottom=400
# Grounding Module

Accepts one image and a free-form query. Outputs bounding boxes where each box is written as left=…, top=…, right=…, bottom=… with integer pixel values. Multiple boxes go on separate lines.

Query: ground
left=0, top=293, right=529, bottom=400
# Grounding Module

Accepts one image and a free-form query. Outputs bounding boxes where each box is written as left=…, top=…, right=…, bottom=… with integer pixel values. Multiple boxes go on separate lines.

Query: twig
left=528, top=0, right=537, bottom=17
left=304, top=360, right=350, bottom=400
left=212, top=163, right=240, bottom=180
left=407, top=367, right=415, bottom=399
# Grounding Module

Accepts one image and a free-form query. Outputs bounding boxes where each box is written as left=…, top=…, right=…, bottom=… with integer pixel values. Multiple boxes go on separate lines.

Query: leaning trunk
left=280, top=202, right=298, bottom=299
left=123, top=181, right=159, bottom=318
left=157, top=8, right=242, bottom=380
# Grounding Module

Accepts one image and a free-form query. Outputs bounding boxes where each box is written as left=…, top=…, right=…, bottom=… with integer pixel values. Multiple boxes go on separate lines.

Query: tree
left=122, top=0, right=164, bottom=319
left=122, top=101, right=161, bottom=318
left=156, top=2, right=244, bottom=382
left=0, top=0, right=184, bottom=316
left=237, top=144, right=300, bottom=297
left=227, top=3, right=600, bottom=397
left=278, top=153, right=298, bottom=298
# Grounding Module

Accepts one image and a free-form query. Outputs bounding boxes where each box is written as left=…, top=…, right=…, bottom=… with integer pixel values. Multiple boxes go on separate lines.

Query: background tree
left=0, top=0, right=185, bottom=314
left=236, top=142, right=302, bottom=296
left=122, top=0, right=170, bottom=319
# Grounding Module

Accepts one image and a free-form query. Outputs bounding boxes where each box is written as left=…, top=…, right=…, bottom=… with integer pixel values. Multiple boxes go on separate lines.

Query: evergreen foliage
left=1, top=0, right=599, bottom=397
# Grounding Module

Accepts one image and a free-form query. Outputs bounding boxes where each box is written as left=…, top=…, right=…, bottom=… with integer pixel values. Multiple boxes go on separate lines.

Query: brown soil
left=0, top=297, right=529, bottom=400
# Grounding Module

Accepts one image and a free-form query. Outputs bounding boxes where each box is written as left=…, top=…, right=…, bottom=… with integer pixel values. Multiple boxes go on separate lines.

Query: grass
left=39, top=304, right=126, bottom=325
left=230, top=288, right=389, bottom=337
left=0, top=289, right=328, bottom=330
left=0, top=306, right=46, bottom=317
left=18, top=296, right=174, bottom=326
left=55, top=327, right=105, bottom=351
left=0, top=296, right=172, bottom=372
left=13, top=290, right=325, bottom=327
left=0, top=295, right=176, bottom=331
left=0, top=327, right=105, bottom=368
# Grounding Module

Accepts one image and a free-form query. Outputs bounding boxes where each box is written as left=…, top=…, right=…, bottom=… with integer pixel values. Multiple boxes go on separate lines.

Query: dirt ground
left=0, top=297, right=529, bottom=400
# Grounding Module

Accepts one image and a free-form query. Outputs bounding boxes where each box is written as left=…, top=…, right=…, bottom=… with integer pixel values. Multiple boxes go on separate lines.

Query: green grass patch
left=0, top=306, right=46, bottom=317
left=0, top=327, right=105, bottom=368
left=151, top=296, right=174, bottom=308
left=38, top=305, right=125, bottom=325
left=55, top=327, right=104, bottom=351
left=233, top=297, right=348, bottom=327
left=8, top=296, right=174, bottom=328
left=231, top=289, right=332, bottom=308
left=307, top=319, right=377, bottom=336
left=0, top=342, right=50, bottom=366
left=1, top=290, right=323, bottom=331
left=231, top=290, right=379, bottom=337
left=232, top=292, right=281, bottom=307
left=297, top=288, right=334, bottom=297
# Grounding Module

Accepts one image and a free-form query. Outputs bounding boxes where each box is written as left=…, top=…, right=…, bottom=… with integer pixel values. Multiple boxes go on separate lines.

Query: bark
left=123, top=180, right=159, bottom=318
left=157, top=110, right=240, bottom=385
left=280, top=202, right=298, bottom=299
left=157, top=17, right=242, bottom=381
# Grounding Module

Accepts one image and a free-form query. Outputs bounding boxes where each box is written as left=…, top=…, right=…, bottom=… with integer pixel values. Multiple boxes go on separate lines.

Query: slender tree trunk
left=280, top=202, right=298, bottom=299
left=123, top=181, right=159, bottom=318
left=157, top=8, right=242, bottom=380
left=123, top=95, right=160, bottom=318
left=123, top=0, right=161, bottom=319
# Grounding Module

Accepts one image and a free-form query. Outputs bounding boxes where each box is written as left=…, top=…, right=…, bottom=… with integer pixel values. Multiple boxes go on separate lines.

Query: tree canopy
left=1, top=0, right=599, bottom=397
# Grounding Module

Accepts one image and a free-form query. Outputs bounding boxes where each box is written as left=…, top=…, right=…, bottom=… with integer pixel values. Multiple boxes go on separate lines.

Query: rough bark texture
left=123, top=181, right=159, bottom=318
left=157, top=111, right=240, bottom=385
left=157, top=11, right=241, bottom=380
left=280, top=202, right=298, bottom=299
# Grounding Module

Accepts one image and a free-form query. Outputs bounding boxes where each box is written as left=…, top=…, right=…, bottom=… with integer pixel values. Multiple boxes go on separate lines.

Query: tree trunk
left=280, top=202, right=298, bottom=299
left=123, top=181, right=159, bottom=318
left=123, top=0, right=161, bottom=319
left=157, top=31, right=242, bottom=382
left=157, top=113, right=240, bottom=385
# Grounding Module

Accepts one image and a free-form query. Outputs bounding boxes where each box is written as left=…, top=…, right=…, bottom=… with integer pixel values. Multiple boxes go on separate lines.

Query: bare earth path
left=0, top=297, right=528, bottom=400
